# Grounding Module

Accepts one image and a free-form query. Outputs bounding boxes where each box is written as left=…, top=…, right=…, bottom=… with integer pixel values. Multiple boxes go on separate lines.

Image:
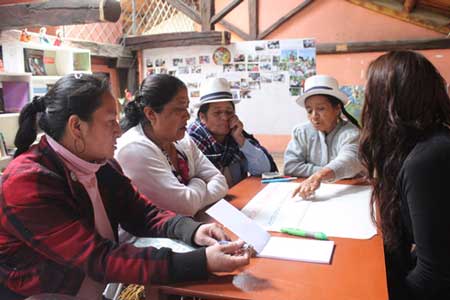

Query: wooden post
left=249, top=0, right=258, bottom=39
left=0, top=0, right=121, bottom=30
left=200, top=0, right=215, bottom=31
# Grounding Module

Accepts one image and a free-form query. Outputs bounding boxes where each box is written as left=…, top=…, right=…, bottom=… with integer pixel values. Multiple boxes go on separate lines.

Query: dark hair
left=120, top=74, right=186, bottom=132
left=306, top=94, right=361, bottom=129
left=359, top=50, right=450, bottom=250
left=197, top=101, right=235, bottom=118
left=14, top=73, right=110, bottom=157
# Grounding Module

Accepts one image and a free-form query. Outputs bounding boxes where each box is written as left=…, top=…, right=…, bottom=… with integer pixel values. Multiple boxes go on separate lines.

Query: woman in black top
left=360, top=51, right=450, bottom=300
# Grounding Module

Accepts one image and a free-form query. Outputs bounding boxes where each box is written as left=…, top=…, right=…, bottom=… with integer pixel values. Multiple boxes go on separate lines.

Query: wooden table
left=147, top=177, right=388, bottom=300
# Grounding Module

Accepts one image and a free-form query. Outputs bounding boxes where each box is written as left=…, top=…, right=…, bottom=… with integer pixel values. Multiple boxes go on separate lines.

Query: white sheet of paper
left=206, top=199, right=335, bottom=265
left=259, top=236, right=335, bottom=264
left=206, top=199, right=270, bottom=253
left=241, top=183, right=376, bottom=239
left=134, top=238, right=194, bottom=253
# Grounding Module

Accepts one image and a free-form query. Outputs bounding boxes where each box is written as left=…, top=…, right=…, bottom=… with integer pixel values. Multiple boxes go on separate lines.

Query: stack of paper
left=241, top=183, right=376, bottom=239
left=207, top=199, right=335, bottom=264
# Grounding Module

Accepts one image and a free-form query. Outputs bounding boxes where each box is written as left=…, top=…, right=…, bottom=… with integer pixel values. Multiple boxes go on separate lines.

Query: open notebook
left=206, top=199, right=335, bottom=264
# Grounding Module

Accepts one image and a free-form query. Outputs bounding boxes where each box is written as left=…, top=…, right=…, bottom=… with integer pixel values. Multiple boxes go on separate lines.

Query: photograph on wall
left=199, top=55, right=210, bottom=64
left=248, top=72, right=260, bottom=81
left=143, top=38, right=317, bottom=126
left=230, top=81, right=241, bottom=89
left=234, top=54, right=245, bottom=62
left=190, top=65, right=201, bottom=73
left=281, top=49, right=298, bottom=63
left=185, top=57, right=196, bottom=65
left=173, top=58, right=183, bottom=66
left=235, top=64, right=245, bottom=72
left=267, top=40, right=280, bottom=49
left=146, top=58, right=153, bottom=67
left=247, top=64, right=259, bottom=72
left=247, top=55, right=259, bottom=63
left=255, top=44, right=265, bottom=51
left=178, top=66, right=189, bottom=74
left=223, top=64, right=233, bottom=72
left=155, top=58, right=165, bottom=67
left=289, top=87, right=300, bottom=96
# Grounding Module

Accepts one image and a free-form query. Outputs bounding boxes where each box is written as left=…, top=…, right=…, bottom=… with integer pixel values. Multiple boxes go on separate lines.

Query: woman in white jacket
left=115, top=74, right=227, bottom=216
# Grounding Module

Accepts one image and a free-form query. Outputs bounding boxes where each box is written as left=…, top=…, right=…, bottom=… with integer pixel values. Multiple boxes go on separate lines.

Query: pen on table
left=218, top=240, right=253, bottom=251
left=261, top=177, right=297, bottom=184
left=280, top=227, right=328, bottom=240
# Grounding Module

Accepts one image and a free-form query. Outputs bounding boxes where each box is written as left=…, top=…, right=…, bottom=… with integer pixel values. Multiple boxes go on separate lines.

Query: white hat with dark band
left=296, top=75, right=349, bottom=107
left=196, top=77, right=240, bottom=108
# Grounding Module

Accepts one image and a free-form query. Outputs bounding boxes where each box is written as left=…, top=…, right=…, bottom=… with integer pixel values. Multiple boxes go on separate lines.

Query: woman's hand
left=194, top=223, right=229, bottom=246
left=205, top=240, right=250, bottom=272
left=292, top=168, right=335, bottom=199
left=292, top=174, right=322, bottom=199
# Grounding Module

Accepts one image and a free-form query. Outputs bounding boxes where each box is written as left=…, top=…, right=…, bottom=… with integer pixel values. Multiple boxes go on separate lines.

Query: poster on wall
left=143, top=38, right=316, bottom=135
left=340, top=85, right=365, bottom=126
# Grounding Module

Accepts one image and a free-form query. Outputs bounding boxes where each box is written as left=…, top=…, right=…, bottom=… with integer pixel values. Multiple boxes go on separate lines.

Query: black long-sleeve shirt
left=386, top=129, right=450, bottom=300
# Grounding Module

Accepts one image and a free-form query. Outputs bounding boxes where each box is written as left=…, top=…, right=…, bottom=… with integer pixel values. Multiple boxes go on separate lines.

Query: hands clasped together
left=194, top=223, right=250, bottom=272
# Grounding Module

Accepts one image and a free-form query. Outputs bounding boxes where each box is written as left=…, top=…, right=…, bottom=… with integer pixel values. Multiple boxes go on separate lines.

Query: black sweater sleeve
left=396, top=133, right=450, bottom=299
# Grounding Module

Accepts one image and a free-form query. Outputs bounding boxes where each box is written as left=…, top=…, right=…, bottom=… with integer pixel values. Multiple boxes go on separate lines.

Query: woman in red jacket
left=0, top=73, right=249, bottom=300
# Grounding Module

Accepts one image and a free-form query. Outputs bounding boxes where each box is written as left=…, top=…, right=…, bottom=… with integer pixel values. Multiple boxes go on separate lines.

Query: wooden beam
left=211, top=0, right=243, bottom=25
left=403, top=0, right=417, bottom=13
left=166, top=0, right=201, bottom=24
left=67, top=39, right=133, bottom=59
left=258, top=0, right=313, bottom=39
left=345, top=0, right=450, bottom=35
left=249, top=0, right=258, bottom=39
left=124, top=31, right=231, bottom=50
left=0, top=0, right=121, bottom=30
left=317, top=38, right=450, bottom=54
left=219, top=19, right=251, bottom=40
left=200, top=0, right=215, bottom=31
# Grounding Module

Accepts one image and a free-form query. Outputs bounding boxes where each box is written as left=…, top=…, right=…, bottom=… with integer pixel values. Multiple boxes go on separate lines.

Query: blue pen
left=261, top=177, right=297, bottom=184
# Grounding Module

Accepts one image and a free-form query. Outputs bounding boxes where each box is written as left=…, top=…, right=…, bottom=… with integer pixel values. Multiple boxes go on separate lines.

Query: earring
left=74, top=138, right=86, bottom=154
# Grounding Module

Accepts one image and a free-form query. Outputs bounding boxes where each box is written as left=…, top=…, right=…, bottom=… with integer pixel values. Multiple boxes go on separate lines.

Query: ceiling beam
left=0, top=0, right=121, bottom=30
left=258, top=0, right=313, bottom=39
left=346, top=0, right=450, bottom=35
left=219, top=19, right=251, bottom=40
left=165, top=0, right=201, bottom=24
left=317, top=37, right=450, bottom=54
left=124, top=31, right=231, bottom=50
left=211, top=0, right=243, bottom=25
left=403, top=0, right=417, bottom=13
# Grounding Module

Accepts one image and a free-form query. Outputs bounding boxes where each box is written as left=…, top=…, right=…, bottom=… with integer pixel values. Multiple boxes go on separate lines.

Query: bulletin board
left=142, top=38, right=317, bottom=135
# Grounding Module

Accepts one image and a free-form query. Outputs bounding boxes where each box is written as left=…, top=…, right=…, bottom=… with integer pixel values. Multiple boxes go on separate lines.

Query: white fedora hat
left=296, top=75, right=349, bottom=107
left=195, top=77, right=240, bottom=108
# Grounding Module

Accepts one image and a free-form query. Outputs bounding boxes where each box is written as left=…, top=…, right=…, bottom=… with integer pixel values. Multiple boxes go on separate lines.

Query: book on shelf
left=24, top=49, right=47, bottom=76
left=0, top=46, right=4, bottom=72
left=2, top=81, right=29, bottom=112
left=43, top=51, right=57, bottom=75
left=0, top=87, right=4, bottom=112
left=0, top=132, right=8, bottom=158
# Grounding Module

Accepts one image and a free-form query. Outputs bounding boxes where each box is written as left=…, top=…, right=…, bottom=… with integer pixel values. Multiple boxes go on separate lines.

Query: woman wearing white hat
left=115, top=74, right=228, bottom=217
left=187, top=77, right=277, bottom=187
left=287, top=74, right=363, bottom=199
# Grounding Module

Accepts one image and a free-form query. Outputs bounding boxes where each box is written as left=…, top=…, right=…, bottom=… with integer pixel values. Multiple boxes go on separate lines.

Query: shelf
left=31, top=75, right=62, bottom=82
left=0, top=72, right=32, bottom=81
